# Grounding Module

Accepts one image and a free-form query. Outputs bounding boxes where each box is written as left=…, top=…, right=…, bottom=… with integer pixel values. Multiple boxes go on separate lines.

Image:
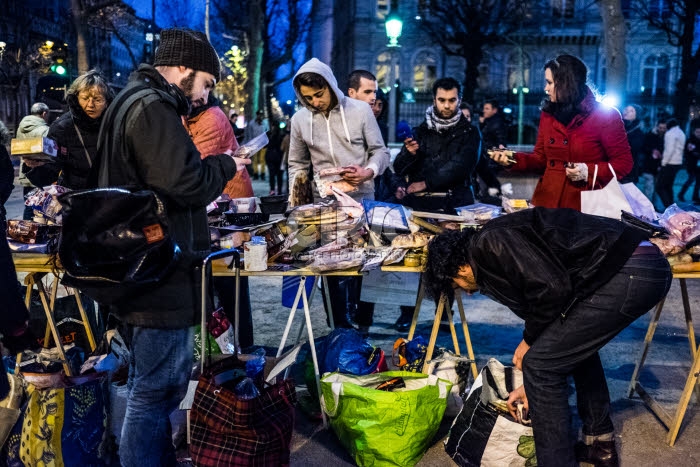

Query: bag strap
left=94, top=85, right=161, bottom=187
left=591, top=163, right=618, bottom=189
left=72, top=119, right=92, bottom=168
left=591, top=164, right=598, bottom=187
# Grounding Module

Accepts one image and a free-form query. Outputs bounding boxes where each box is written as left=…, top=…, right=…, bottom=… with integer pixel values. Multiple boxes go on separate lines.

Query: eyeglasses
left=78, top=95, right=106, bottom=105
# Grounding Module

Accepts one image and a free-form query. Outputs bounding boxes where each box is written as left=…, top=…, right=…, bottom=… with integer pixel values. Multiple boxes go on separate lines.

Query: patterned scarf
left=425, top=105, right=461, bottom=133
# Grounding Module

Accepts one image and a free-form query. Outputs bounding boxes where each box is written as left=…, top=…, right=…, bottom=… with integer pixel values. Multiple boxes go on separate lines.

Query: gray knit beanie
left=154, top=28, right=221, bottom=80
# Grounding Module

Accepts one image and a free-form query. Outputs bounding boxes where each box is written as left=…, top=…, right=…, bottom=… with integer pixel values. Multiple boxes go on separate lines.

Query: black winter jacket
left=469, top=207, right=648, bottom=345
left=394, top=115, right=481, bottom=209
left=480, top=113, right=508, bottom=149
left=27, top=95, right=103, bottom=190
left=97, top=64, right=236, bottom=328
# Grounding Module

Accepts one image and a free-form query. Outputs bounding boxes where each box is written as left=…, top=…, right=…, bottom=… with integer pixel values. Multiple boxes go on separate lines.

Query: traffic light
left=50, top=63, right=66, bottom=75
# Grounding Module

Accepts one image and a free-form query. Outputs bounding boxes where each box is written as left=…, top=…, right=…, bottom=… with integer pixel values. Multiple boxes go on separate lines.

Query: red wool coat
left=510, top=89, right=632, bottom=210
left=184, top=106, right=254, bottom=199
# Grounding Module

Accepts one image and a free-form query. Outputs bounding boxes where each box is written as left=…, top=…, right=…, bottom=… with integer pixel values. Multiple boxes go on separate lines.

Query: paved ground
left=6, top=164, right=700, bottom=465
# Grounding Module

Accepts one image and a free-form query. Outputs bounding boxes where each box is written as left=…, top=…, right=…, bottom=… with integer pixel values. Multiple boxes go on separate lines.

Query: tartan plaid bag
left=189, top=356, right=297, bottom=467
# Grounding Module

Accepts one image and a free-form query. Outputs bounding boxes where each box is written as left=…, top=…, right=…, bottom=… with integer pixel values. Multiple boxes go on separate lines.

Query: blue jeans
left=119, top=325, right=194, bottom=467
left=522, top=248, right=671, bottom=467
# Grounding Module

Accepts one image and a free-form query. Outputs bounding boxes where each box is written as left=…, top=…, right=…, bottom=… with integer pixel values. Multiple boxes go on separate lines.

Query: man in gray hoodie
left=288, top=58, right=390, bottom=331
left=288, top=58, right=389, bottom=201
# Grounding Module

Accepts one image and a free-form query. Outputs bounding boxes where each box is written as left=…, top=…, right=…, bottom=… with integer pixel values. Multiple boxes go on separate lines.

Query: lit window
left=506, top=51, right=531, bottom=90
left=642, top=54, right=669, bottom=97
left=412, top=51, right=438, bottom=92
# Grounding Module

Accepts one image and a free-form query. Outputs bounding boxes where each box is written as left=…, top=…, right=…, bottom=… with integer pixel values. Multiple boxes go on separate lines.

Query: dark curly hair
left=424, top=228, right=477, bottom=301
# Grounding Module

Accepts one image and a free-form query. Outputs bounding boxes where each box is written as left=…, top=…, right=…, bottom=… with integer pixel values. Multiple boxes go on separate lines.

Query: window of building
left=374, top=51, right=400, bottom=92
left=412, top=51, right=438, bottom=92
left=551, top=0, right=575, bottom=18
left=376, top=0, right=390, bottom=20
left=648, top=0, right=671, bottom=20
left=642, top=54, right=669, bottom=96
left=506, top=50, right=531, bottom=91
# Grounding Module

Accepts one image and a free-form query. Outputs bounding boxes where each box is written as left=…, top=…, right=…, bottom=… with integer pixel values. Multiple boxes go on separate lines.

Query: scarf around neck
left=425, top=105, right=461, bottom=133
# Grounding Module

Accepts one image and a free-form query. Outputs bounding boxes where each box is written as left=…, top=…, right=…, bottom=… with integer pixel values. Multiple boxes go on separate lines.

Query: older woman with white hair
left=25, top=69, right=114, bottom=189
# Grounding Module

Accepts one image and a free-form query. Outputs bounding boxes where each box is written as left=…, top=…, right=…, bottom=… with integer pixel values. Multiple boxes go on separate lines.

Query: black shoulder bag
left=57, top=85, right=181, bottom=305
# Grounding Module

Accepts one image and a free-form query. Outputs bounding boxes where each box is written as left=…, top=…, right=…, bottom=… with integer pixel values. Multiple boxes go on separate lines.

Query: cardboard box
left=10, top=137, right=58, bottom=161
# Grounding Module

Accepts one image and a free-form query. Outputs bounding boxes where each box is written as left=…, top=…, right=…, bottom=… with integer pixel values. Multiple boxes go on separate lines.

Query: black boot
left=394, top=306, right=414, bottom=332
left=575, top=439, right=619, bottom=467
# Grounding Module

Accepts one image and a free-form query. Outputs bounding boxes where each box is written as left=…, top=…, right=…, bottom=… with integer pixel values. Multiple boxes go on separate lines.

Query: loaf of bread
left=391, top=231, right=433, bottom=248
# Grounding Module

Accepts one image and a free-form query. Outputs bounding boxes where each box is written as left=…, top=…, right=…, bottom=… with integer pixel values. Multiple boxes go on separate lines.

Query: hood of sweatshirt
left=17, top=115, right=49, bottom=138
left=293, top=58, right=345, bottom=114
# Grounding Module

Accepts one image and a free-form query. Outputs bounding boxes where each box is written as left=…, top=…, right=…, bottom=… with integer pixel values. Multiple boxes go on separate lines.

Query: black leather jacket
left=469, top=207, right=648, bottom=344
left=97, top=64, right=236, bottom=328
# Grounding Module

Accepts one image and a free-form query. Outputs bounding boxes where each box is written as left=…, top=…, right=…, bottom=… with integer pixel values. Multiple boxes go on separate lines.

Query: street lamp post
left=385, top=14, right=402, bottom=143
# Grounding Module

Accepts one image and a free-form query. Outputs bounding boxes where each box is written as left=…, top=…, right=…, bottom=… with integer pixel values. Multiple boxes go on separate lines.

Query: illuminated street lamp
left=385, top=13, right=403, bottom=143
left=385, top=15, right=403, bottom=48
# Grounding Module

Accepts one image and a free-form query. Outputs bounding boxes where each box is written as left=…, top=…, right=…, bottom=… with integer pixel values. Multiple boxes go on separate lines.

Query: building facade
left=311, top=0, right=681, bottom=144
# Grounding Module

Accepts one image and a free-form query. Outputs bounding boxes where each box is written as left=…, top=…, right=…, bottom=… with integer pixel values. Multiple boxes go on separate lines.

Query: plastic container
left=244, top=236, right=268, bottom=271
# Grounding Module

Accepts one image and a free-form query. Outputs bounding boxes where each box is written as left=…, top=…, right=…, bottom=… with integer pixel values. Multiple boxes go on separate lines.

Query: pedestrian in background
left=620, top=104, right=644, bottom=184
left=639, top=119, right=666, bottom=203
left=16, top=102, right=50, bottom=219
left=24, top=70, right=114, bottom=190
left=265, top=121, right=285, bottom=195
left=479, top=98, right=508, bottom=149
left=656, top=118, right=685, bottom=208
left=681, top=122, right=700, bottom=203
left=489, top=54, right=632, bottom=211
left=244, top=109, right=269, bottom=180
left=461, top=101, right=502, bottom=204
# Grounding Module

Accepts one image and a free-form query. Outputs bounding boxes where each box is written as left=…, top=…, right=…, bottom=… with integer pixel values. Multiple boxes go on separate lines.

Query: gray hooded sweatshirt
left=288, top=58, right=390, bottom=199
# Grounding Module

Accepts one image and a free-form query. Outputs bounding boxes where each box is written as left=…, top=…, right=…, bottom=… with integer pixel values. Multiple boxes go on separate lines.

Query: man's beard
left=180, top=71, right=203, bottom=108
left=435, top=106, right=457, bottom=119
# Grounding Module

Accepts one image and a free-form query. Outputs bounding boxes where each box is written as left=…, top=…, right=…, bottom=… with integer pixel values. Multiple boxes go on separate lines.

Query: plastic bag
left=321, top=371, right=452, bottom=467
left=659, top=204, right=700, bottom=243
left=445, top=359, right=535, bottom=467
left=234, top=132, right=268, bottom=158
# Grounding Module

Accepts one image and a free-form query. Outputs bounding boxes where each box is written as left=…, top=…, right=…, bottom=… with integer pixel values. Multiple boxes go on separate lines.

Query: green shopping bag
left=321, top=371, right=452, bottom=467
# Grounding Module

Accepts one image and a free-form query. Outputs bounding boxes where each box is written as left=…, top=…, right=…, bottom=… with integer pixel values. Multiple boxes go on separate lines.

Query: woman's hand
left=487, top=148, right=515, bottom=166
left=512, top=339, right=530, bottom=371
left=507, top=385, right=529, bottom=423
left=565, top=162, right=588, bottom=182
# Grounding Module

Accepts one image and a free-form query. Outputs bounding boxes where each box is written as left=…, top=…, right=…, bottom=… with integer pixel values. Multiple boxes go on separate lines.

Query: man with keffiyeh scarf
left=393, top=77, right=481, bottom=213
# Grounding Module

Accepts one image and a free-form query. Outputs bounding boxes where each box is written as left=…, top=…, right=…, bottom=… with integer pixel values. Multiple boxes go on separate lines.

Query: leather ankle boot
left=575, top=439, right=619, bottom=467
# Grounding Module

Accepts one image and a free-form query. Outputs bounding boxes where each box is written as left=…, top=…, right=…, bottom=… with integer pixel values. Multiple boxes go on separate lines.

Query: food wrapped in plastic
left=307, top=248, right=366, bottom=272
left=391, top=231, right=433, bottom=249
left=659, top=204, right=700, bottom=243
left=501, top=197, right=532, bottom=214
left=650, top=236, right=686, bottom=256
left=455, top=203, right=502, bottom=224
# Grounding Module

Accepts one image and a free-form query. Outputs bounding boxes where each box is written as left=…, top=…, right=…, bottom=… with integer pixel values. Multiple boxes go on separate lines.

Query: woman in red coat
left=490, top=54, right=632, bottom=210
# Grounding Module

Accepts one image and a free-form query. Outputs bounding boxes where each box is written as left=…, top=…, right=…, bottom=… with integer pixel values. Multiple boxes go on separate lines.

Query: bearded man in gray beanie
left=94, top=28, right=249, bottom=466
